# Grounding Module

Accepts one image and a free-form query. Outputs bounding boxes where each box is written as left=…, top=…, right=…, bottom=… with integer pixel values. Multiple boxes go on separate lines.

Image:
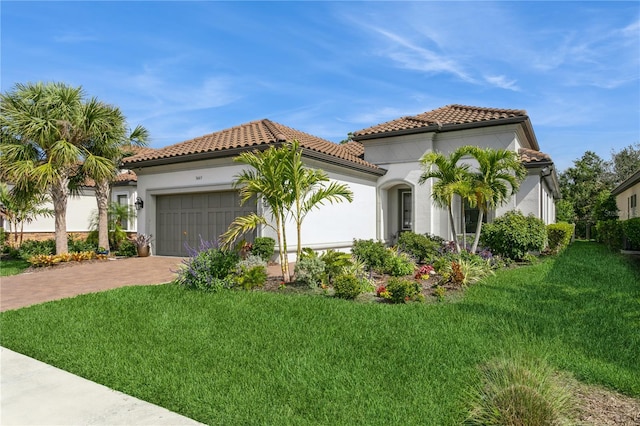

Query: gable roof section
left=352, top=104, right=539, bottom=151
left=612, top=168, right=640, bottom=196
left=121, top=119, right=383, bottom=175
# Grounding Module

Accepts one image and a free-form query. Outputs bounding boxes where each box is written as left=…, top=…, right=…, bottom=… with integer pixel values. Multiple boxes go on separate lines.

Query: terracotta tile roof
left=353, top=104, right=528, bottom=139
left=519, top=148, right=552, bottom=164
left=113, top=170, right=137, bottom=183
left=341, top=141, right=365, bottom=158
left=121, top=119, right=381, bottom=173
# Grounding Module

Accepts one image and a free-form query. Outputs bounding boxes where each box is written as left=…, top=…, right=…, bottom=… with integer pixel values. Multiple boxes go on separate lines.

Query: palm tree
left=281, top=140, right=353, bottom=260
left=466, top=147, right=526, bottom=253
left=418, top=147, right=473, bottom=253
left=0, top=183, right=53, bottom=246
left=220, top=140, right=354, bottom=281
left=0, top=82, right=137, bottom=254
left=220, top=145, right=292, bottom=280
left=83, top=109, right=148, bottom=252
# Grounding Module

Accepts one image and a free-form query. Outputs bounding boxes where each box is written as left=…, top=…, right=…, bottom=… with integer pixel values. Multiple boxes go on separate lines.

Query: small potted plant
left=135, top=234, right=153, bottom=257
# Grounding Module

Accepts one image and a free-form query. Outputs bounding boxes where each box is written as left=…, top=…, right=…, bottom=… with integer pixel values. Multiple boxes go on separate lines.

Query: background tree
left=466, top=147, right=526, bottom=253
left=0, top=183, right=53, bottom=246
left=607, top=142, right=640, bottom=186
left=559, top=151, right=609, bottom=238
left=0, top=82, right=142, bottom=254
left=419, top=147, right=473, bottom=253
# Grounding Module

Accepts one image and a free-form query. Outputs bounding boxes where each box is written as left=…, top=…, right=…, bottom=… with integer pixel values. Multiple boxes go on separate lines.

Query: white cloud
left=484, top=75, right=520, bottom=91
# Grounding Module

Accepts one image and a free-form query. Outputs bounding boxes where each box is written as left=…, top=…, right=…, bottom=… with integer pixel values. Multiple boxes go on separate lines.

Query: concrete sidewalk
left=0, top=347, right=205, bottom=425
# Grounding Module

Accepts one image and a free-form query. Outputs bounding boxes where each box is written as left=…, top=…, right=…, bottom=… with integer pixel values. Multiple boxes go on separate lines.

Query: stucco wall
left=616, top=183, right=640, bottom=220
left=133, top=157, right=379, bottom=258
left=18, top=188, right=96, bottom=233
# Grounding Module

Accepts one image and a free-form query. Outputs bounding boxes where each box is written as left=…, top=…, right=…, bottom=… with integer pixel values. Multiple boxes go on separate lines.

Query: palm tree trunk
left=275, top=214, right=290, bottom=283
left=50, top=177, right=70, bottom=254
left=448, top=203, right=461, bottom=253
left=471, top=208, right=485, bottom=254
left=95, top=179, right=111, bottom=251
left=281, top=217, right=290, bottom=282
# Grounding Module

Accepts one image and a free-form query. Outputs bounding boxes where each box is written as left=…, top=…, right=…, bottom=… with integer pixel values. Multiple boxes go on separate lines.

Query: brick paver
left=0, top=256, right=185, bottom=312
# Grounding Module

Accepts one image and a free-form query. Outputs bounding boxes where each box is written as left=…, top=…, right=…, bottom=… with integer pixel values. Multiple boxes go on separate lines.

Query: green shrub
left=176, top=240, right=239, bottom=292
left=383, top=249, right=415, bottom=277
left=294, top=256, right=326, bottom=288
left=546, top=222, right=574, bottom=254
left=251, top=237, right=276, bottom=262
left=480, top=211, right=547, bottom=260
left=68, top=234, right=97, bottom=253
left=235, top=264, right=268, bottom=290
left=114, top=240, right=137, bottom=257
left=397, top=232, right=441, bottom=263
left=18, top=239, right=55, bottom=259
left=465, top=356, right=575, bottom=426
left=333, top=274, right=364, bottom=300
left=595, top=219, right=623, bottom=250
left=352, top=239, right=390, bottom=272
left=0, top=228, right=7, bottom=250
left=320, top=249, right=353, bottom=284
left=622, top=217, right=640, bottom=249
left=385, top=277, right=421, bottom=303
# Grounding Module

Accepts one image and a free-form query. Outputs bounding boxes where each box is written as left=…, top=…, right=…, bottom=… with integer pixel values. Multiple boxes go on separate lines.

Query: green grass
left=0, top=258, right=30, bottom=276
left=1, top=242, right=638, bottom=425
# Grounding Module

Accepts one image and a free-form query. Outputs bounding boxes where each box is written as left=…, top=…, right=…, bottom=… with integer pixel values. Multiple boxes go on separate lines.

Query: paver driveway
left=0, top=256, right=185, bottom=312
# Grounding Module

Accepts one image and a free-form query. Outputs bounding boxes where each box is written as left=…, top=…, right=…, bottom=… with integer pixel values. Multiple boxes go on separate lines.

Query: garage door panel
left=156, top=191, right=256, bottom=256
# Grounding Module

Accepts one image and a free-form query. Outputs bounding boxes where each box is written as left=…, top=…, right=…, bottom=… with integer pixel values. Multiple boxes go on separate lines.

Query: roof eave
left=353, top=116, right=532, bottom=142
left=612, top=169, right=640, bottom=195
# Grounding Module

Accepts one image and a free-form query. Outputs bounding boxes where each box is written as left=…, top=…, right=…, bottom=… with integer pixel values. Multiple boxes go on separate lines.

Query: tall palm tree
left=281, top=140, right=353, bottom=260
left=220, top=145, right=292, bottom=280
left=466, top=147, right=526, bottom=253
left=419, top=147, right=473, bottom=253
left=1, top=82, right=144, bottom=254
left=83, top=108, right=148, bottom=252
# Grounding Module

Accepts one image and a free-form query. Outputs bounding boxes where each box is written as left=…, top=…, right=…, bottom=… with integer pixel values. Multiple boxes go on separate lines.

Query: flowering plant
left=376, top=284, right=391, bottom=299
left=415, top=264, right=436, bottom=280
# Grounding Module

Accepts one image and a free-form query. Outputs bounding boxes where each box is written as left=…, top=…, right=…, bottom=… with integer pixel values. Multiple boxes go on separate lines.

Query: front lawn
left=0, top=258, right=30, bottom=276
left=1, top=241, right=638, bottom=425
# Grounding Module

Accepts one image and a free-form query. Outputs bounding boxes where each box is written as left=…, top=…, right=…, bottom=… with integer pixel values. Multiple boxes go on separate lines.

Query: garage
left=155, top=191, right=256, bottom=256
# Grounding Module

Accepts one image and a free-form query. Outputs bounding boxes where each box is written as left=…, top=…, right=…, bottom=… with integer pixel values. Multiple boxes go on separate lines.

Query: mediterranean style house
left=121, top=104, right=561, bottom=258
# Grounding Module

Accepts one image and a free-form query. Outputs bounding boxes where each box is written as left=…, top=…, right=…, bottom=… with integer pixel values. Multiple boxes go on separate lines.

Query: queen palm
left=0, top=82, right=135, bottom=254
left=419, top=147, right=473, bottom=253
left=466, top=147, right=526, bottom=253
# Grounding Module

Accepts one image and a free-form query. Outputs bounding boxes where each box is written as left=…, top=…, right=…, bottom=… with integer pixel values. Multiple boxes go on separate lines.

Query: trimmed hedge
left=595, top=220, right=623, bottom=250
left=546, top=222, right=574, bottom=254
left=397, top=232, right=441, bottom=263
left=622, top=217, right=640, bottom=249
left=480, top=210, right=547, bottom=261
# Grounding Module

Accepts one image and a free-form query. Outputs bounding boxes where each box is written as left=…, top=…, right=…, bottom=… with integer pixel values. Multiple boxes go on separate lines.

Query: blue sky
left=2, top=1, right=639, bottom=171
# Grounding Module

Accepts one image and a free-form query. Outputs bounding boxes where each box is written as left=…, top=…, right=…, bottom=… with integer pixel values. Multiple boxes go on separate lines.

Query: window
left=631, top=194, right=638, bottom=218
left=117, top=194, right=128, bottom=229
left=462, top=200, right=487, bottom=234
left=400, top=190, right=412, bottom=231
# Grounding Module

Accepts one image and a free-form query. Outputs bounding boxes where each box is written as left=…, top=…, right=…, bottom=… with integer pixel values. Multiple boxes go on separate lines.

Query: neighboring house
left=1, top=169, right=144, bottom=241
left=612, top=169, right=640, bottom=220
left=122, top=105, right=560, bottom=258
left=351, top=104, right=561, bottom=243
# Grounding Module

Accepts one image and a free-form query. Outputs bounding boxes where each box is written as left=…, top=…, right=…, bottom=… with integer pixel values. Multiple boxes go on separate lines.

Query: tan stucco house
left=612, top=169, right=640, bottom=220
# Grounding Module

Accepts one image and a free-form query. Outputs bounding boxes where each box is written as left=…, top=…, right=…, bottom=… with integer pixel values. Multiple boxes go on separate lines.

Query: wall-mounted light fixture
left=134, top=197, right=144, bottom=210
